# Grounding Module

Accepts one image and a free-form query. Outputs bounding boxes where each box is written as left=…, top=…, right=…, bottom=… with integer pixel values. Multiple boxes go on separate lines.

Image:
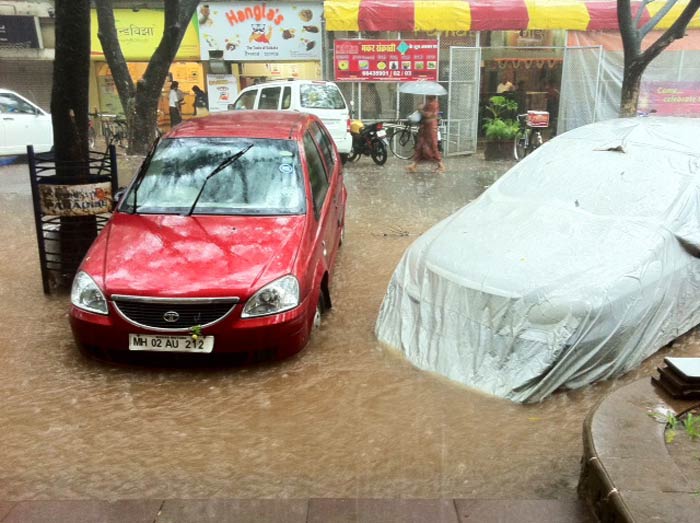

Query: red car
left=70, top=111, right=347, bottom=359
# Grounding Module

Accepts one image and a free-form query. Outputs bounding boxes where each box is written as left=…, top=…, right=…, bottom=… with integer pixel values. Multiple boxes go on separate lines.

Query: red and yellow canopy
left=324, top=0, right=700, bottom=32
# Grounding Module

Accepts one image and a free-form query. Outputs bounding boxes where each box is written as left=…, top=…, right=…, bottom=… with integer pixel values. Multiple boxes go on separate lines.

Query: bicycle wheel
left=389, top=126, right=416, bottom=160
left=513, top=129, right=529, bottom=161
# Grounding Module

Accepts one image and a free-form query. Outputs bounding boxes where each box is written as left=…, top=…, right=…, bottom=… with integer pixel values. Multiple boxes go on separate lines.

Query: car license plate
left=128, top=334, right=214, bottom=353
left=377, top=129, right=386, bottom=138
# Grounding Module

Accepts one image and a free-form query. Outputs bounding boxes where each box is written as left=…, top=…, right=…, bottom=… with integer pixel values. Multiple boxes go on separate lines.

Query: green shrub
left=483, top=95, right=519, bottom=140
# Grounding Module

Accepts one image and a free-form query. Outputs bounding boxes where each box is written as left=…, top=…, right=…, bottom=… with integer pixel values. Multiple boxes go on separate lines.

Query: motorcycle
left=348, top=119, right=388, bottom=166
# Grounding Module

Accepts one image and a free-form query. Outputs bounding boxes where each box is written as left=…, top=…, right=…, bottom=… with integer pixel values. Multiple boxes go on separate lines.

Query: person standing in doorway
left=406, top=95, right=446, bottom=174
left=497, top=74, right=514, bottom=94
left=169, top=81, right=183, bottom=127
left=545, top=80, right=560, bottom=135
left=513, top=80, right=527, bottom=115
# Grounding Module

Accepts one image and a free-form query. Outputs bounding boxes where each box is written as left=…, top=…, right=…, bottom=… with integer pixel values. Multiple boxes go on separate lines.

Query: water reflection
left=1, top=157, right=698, bottom=501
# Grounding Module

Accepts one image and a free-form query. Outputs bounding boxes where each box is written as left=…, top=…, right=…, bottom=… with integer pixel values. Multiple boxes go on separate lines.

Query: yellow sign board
left=91, top=9, right=200, bottom=61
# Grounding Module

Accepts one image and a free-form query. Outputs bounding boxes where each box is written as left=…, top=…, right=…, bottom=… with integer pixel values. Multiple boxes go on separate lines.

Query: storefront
left=89, top=8, right=202, bottom=126
left=322, top=0, right=700, bottom=154
left=194, top=1, right=324, bottom=110
left=0, top=10, right=55, bottom=111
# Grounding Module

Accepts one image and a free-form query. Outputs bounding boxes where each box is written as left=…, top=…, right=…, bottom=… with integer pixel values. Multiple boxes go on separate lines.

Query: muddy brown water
left=2, top=155, right=699, bottom=501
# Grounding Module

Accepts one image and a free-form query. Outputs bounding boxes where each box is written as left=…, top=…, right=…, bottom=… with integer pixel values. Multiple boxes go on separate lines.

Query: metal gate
left=446, top=47, right=481, bottom=156
left=559, top=46, right=604, bottom=134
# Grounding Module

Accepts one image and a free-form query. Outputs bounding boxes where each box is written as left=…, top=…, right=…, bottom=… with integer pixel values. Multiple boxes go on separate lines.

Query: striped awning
left=324, top=0, right=700, bottom=32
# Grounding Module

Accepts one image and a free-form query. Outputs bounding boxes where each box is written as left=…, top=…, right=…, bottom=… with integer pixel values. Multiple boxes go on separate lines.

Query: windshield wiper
left=130, top=135, right=161, bottom=214
left=184, top=144, right=254, bottom=217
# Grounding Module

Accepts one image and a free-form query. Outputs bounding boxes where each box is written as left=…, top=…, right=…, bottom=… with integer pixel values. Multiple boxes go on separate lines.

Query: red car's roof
left=167, top=110, right=311, bottom=140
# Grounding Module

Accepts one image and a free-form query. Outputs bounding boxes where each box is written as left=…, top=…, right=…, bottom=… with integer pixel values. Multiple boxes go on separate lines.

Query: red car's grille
left=112, top=295, right=239, bottom=331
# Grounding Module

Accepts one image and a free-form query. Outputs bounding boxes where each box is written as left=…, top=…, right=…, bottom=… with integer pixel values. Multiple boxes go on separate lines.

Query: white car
left=376, top=117, right=700, bottom=403
left=0, top=88, right=53, bottom=155
left=229, top=80, right=353, bottom=160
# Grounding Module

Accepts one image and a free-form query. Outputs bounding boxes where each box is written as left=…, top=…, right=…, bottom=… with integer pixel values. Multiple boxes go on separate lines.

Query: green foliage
left=483, top=95, right=519, bottom=140
left=684, top=412, right=700, bottom=440
left=666, top=413, right=679, bottom=444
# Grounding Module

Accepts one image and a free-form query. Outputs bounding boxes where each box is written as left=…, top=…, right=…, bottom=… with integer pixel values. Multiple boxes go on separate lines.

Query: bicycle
left=102, top=114, right=128, bottom=148
left=513, top=111, right=549, bottom=161
left=386, top=119, right=418, bottom=160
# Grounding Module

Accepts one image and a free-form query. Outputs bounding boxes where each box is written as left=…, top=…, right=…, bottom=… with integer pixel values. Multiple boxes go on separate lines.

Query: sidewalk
left=1, top=498, right=593, bottom=522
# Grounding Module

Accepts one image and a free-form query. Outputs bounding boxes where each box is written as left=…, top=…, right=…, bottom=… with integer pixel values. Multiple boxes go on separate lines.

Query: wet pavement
left=2, top=151, right=700, bottom=507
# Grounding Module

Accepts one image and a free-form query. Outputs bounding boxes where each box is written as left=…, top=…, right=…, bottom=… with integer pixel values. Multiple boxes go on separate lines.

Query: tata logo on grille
left=163, top=311, right=180, bottom=323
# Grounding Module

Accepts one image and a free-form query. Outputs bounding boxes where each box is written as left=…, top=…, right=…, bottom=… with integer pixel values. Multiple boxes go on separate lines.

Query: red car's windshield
left=120, top=137, right=306, bottom=216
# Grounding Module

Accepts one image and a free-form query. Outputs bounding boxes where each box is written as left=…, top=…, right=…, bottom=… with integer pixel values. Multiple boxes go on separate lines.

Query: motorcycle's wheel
left=348, top=145, right=361, bottom=162
left=371, top=140, right=388, bottom=166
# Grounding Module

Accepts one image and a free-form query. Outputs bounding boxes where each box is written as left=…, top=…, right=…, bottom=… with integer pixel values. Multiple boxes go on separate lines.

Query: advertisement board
left=334, top=39, right=439, bottom=82
left=90, top=9, right=200, bottom=61
left=639, top=81, right=700, bottom=116
left=0, top=15, right=41, bottom=48
left=206, top=74, right=239, bottom=112
left=196, top=2, right=322, bottom=61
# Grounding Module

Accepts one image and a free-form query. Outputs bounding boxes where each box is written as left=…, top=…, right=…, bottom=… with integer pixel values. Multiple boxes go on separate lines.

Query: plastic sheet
left=376, top=117, right=700, bottom=403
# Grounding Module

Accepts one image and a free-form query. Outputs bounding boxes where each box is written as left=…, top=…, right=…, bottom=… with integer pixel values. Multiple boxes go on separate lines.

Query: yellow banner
left=415, top=1, right=471, bottom=32
left=646, top=0, right=700, bottom=30
left=91, top=9, right=200, bottom=61
left=525, top=0, right=590, bottom=31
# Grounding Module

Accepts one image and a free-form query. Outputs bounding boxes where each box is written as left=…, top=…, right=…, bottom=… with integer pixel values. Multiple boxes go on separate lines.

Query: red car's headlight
left=71, top=271, right=109, bottom=315
left=241, top=275, right=300, bottom=318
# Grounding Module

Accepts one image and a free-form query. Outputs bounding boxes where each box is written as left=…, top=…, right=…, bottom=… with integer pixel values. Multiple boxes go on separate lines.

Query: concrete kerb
left=578, top=378, right=700, bottom=522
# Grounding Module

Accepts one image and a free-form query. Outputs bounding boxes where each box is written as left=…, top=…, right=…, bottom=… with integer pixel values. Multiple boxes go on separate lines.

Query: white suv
left=0, top=88, right=53, bottom=155
left=230, top=80, right=352, bottom=159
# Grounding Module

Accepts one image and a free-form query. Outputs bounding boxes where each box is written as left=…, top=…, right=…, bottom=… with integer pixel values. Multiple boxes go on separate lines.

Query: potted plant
left=482, top=95, right=519, bottom=160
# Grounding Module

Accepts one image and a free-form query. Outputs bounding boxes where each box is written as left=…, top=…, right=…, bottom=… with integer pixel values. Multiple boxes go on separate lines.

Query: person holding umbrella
left=406, top=95, right=446, bottom=174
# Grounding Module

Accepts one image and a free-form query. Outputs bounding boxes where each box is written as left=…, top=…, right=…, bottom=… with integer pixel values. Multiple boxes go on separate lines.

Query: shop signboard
left=39, top=182, right=113, bottom=217
left=196, top=2, right=322, bottom=61
left=90, top=9, right=200, bottom=61
left=334, top=40, right=439, bottom=82
left=0, top=15, right=41, bottom=49
left=206, top=74, right=239, bottom=112
left=639, top=81, right=700, bottom=116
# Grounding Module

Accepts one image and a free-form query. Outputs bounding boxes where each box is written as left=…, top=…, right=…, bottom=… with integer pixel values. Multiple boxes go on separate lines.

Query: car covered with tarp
left=376, top=117, right=700, bottom=403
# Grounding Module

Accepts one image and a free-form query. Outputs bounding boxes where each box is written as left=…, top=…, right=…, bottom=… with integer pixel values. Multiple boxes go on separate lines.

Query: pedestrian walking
left=406, top=95, right=446, bottom=174
left=192, top=85, right=209, bottom=116
left=169, top=81, right=184, bottom=127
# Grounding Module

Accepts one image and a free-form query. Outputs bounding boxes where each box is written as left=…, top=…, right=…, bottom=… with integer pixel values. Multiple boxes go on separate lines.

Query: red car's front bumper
left=69, top=295, right=314, bottom=358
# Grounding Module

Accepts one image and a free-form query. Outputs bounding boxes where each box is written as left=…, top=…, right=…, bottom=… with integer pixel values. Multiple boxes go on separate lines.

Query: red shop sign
left=334, top=39, right=438, bottom=82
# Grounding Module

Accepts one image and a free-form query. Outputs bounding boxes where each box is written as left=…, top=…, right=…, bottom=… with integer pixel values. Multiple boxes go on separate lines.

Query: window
left=281, top=86, right=291, bottom=109
left=259, top=87, right=281, bottom=110
left=233, top=91, right=257, bottom=110
left=310, top=122, right=336, bottom=171
left=300, top=84, right=347, bottom=110
left=303, top=132, right=329, bottom=215
left=120, top=137, right=305, bottom=216
left=0, top=93, right=37, bottom=114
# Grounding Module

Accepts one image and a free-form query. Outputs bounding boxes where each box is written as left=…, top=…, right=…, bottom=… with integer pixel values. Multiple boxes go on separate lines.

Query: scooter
left=348, top=119, right=388, bottom=166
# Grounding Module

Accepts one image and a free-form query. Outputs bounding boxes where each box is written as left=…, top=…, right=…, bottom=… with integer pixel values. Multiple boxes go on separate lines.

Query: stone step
left=1, top=498, right=596, bottom=523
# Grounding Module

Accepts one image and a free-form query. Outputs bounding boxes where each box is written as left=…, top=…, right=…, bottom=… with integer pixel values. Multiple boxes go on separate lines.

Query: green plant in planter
left=483, top=95, right=519, bottom=141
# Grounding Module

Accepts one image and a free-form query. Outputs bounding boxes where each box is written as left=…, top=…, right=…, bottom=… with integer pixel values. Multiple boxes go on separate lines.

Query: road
left=1, top=152, right=698, bottom=502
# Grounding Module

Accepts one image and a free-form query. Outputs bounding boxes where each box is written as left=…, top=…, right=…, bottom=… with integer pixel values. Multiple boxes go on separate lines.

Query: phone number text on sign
left=334, top=39, right=438, bottom=82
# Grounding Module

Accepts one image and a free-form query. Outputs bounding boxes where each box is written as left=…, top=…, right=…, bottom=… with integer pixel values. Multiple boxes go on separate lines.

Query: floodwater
left=2, top=154, right=699, bottom=502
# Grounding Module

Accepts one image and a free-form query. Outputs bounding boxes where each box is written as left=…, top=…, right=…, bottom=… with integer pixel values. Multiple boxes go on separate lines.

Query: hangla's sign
left=197, top=2, right=322, bottom=61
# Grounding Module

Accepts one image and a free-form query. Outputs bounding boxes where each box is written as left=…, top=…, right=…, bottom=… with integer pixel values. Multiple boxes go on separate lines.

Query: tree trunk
left=51, top=0, right=97, bottom=281
left=619, top=60, right=644, bottom=117
left=52, top=0, right=90, bottom=165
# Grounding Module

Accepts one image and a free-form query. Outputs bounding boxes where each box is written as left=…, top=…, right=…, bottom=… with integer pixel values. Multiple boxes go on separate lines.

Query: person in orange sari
left=406, top=95, right=446, bottom=174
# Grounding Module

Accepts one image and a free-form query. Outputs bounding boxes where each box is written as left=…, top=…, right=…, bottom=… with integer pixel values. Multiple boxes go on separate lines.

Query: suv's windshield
left=300, top=84, right=346, bottom=110
left=120, top=137, right=305, bottom=216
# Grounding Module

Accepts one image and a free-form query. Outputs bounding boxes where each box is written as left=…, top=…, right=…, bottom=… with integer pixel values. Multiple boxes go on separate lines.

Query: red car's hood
left=92, top=212, right=307, bottom=297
